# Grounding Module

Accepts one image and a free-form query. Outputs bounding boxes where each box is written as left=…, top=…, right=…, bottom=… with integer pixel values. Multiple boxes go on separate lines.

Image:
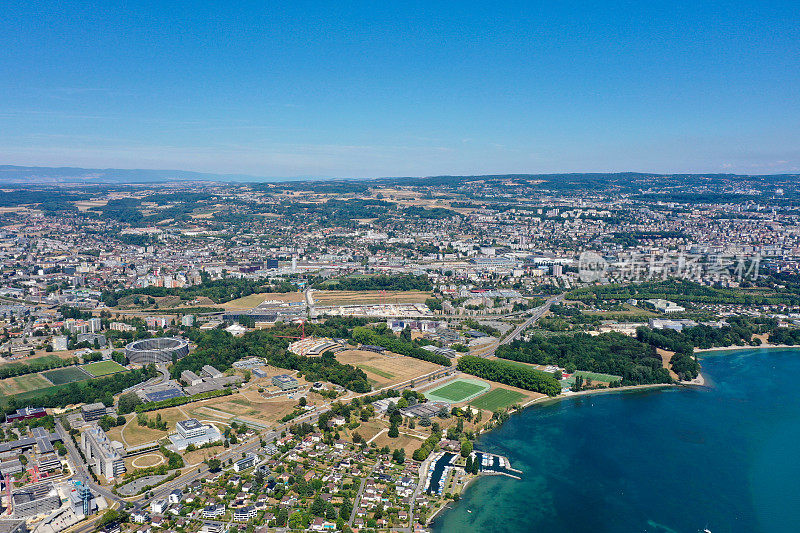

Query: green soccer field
left=83, top=360, right=127, bottom=377
left=425, top=379, right=490, bottom=403
left=470, top=388, right=526, bottom=411
left=43, top=366, right=91, bottom=385
left=574, top=370, right=622, bottom=383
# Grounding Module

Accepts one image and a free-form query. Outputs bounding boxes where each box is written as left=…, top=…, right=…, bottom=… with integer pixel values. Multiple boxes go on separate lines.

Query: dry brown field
left=336, top=349, right=441, bottom=388
left=312, top=290, right=430, bottom=306
left=74, top=200, right=108, bottom=212
left=342, top=420, right=384, bottom=443
left=125, top=452, right=166, bottom=471
left=223, top=292, right=305, bottom=309
left=371, top=431, right=425, bottom=455
left=183, top=444, right=225, bottom=466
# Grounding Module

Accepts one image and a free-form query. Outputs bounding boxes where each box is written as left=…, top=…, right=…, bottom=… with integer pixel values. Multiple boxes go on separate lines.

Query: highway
left=481, top=293, right=564, bottom=358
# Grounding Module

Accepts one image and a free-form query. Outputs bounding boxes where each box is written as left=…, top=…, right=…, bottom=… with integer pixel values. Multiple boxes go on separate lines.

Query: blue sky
left=1, top=1, right=798, bottom=178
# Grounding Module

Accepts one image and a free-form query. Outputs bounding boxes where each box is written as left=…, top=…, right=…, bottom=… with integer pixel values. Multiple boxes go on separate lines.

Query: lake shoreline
left=433, top=346, right=800, bottom=527
left=694, top=343, right=797, bottom=353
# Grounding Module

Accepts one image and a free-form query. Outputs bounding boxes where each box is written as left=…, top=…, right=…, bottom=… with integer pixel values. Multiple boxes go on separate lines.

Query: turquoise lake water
left=431, top=348, right=800, bottom=533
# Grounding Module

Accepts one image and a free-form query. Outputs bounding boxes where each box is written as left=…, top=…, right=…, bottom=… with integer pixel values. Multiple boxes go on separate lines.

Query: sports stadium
left=125, top=337, right=190, bottom=364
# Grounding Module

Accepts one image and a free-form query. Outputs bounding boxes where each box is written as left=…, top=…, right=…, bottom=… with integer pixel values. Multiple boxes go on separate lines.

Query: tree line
left=497, top=332, right=673, bottom=385
left=2, top=365, right=157, bottom=414
left=174, top=327, right=372, bottom=393
left=456, top=355, right=561, bottom=396
left=102, top=273, right=290, bottom=306
left=0, top=355, right=78, bottom=380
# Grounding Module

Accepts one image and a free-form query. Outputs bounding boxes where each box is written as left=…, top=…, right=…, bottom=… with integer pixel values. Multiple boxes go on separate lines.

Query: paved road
left=348, top=460, right=379, bottom=526
left=56, top=420, right=122, bottom=506
left=482, top=294, right=564, bottom=357
left=501, top=294, right=564, bottom=345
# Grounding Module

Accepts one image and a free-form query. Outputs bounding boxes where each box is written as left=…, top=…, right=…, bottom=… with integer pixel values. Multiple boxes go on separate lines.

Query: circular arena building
left=125, top=337, right=190, bottom=364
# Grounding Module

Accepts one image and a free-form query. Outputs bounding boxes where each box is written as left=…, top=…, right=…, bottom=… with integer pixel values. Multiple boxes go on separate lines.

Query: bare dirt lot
left=336, top=350, right=442, bottom=388
left=182, top=386, right=309, bottom=427
left=223, top=292, right=306, bottom=309
left=313, top=290, right=430, bottom=306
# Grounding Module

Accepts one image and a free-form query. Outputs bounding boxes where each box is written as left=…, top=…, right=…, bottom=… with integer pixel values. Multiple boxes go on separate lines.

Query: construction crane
left=273, top=318, right=308, bottom=341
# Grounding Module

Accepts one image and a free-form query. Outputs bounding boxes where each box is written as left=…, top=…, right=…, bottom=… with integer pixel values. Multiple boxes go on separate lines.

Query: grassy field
left=42, top=366, right=90, bottom=385
left=0, top=354, right=65, bottom=367
left=337, top=349, right=441, bottom=388
left=2, top=382, right=73, bottom=402
left=356, top=365, right=395, bottom=379
left=425, top=379, right=490, bottom=403
left=0, top=373, right=52, bottom=396
left=469, top=388, right=526, bottom=412
left=122, top=423, right=168, bottom=447
left=372, top=430, right=425, bottom=455
left=573, top=370, right=622, bottom=383
left=83, top=360, right=127, bottom=377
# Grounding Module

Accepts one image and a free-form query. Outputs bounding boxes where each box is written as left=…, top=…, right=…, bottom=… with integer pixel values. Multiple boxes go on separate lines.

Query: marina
left=424, top=450, right=522, bottom=495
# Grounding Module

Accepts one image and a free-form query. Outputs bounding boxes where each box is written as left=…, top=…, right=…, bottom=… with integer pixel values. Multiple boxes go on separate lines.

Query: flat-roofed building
left=12, top=483, right=61, bottom=518
left=37, top=454, right=61, bottom=472
left=81, top=424, right=126, bottom=481
left=0, top=519, right=28, bottom=533
left=5, top=407, right=47, bottom=423
left=51, top=336, right=68, bottom=351
left=201, top=365, right=222, bottom=378
left=168, top=419, right=222, bottom=451
left=234, top=454, right=257, bottom=472
left=81, top=403, right=107, bottom=422
left=272, top=374, right=299, bottom=391
left=181, top=370, right=203, bottom=386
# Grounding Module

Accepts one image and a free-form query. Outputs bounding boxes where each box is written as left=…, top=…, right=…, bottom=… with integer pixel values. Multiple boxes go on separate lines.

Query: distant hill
left=0, top=165, right=279, bottom=184
left=0, top=165, right=797, bottom=188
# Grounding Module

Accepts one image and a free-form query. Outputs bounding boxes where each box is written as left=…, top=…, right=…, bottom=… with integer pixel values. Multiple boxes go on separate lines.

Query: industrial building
left=12, top=483, right=61, bottom=518
left=5, top=407, right=47, bottom=423
left=201, top=365, right=222, bottom=378
left=180, top=370, right=203, bottom=386
left=0, top=427, right=63, bottom=457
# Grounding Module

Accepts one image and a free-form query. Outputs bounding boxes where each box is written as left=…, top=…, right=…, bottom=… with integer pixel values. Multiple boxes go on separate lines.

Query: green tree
left=460, top=440, right=473, bottom=458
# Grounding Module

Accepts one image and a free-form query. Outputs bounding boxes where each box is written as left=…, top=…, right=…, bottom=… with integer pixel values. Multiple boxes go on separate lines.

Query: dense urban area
left=1, top=172, right=800, bottom=533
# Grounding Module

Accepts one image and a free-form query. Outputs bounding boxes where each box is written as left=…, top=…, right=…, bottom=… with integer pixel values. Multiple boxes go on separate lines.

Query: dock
left=423, top=450, right=522, bottom=495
